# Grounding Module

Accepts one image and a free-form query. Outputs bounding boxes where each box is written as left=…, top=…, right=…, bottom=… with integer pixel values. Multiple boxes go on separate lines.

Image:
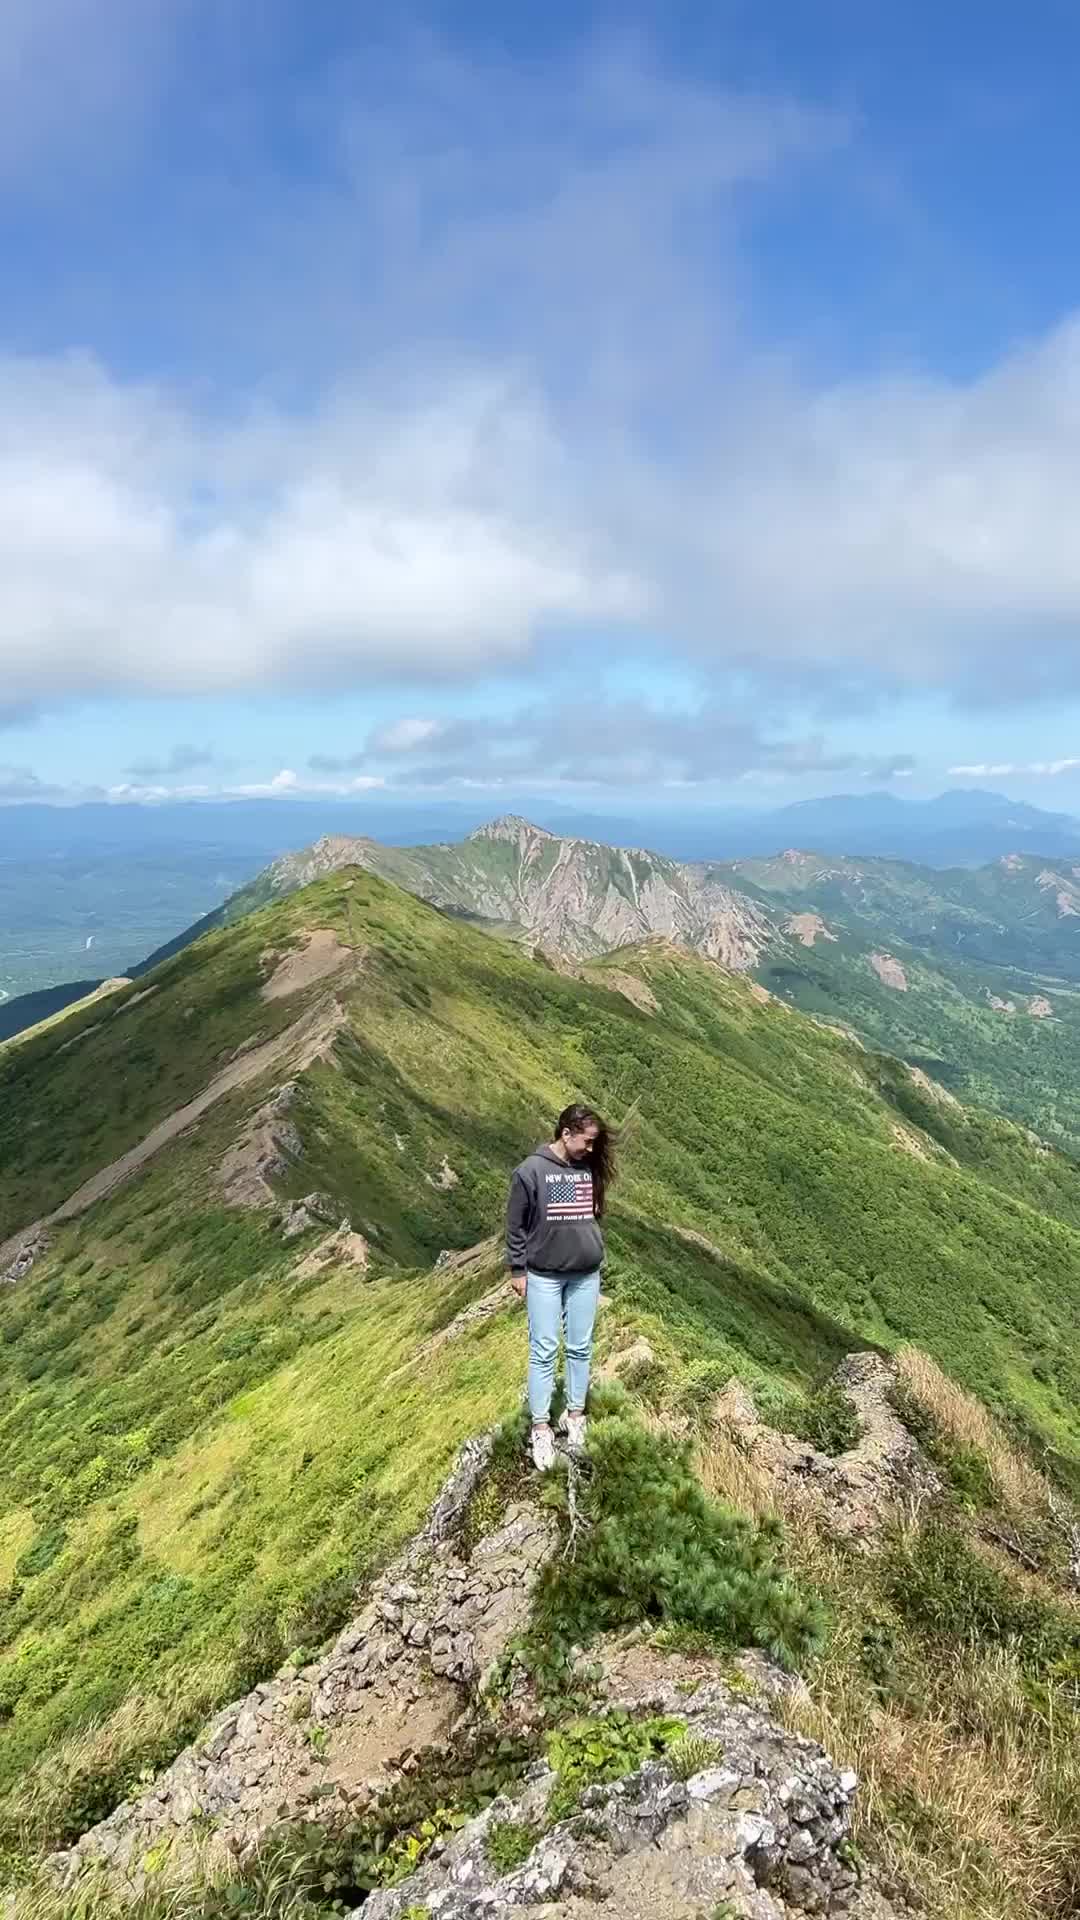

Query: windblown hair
left=554, top=1102, right=617, bottom=1218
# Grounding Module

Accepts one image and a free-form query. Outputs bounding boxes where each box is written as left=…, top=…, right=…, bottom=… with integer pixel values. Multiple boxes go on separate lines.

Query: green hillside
left=4, top=868, right=1080, bottom=1903
left=727, top=847, right=1080, bottom=974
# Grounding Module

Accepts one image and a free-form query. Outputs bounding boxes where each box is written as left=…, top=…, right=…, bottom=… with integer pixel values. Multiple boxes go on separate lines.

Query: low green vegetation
left=544, top=1708, right=687, bottom=1821
left=765, top=1379, right=864, bottom=1456
left=665, top=1729, right=724, bottom=1780
left=501, top=1388, right=826, bottom=1699
left=484, top=1816, right=541, bottom=1873
left=730, top=1451, right=1080, bottom=1920
left=4, top=866, right=1080, bottom=1902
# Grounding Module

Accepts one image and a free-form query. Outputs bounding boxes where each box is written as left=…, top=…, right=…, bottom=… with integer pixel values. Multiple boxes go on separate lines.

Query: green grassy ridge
left=722, top=848, right=1080, bottom=1149
left=5, top=869, right=1080, bottom=1820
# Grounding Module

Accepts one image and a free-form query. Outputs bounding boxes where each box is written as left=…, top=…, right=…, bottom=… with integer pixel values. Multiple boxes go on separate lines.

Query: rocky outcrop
left=296, top=1222, right=370, bottom=1278
left=787, top=914, right=838, bottom=950
left=364, top=1663, right=887, bottom=1920
left=279, top=1190, right=340, bottom=1240
left=0, top=1225, right=49, bottom=1287
left=53, top=1431, right=900, bottom=1918
left=867, top=954, right=907, bottom=993
left=713, top=1354, right=941, bottom=1545
left=51, top=1439, right=554, bottom=1896
left=1036, top=870, right=1080, bottom=917
left=220, top=1083, right=304, bottom=1207
left=233, top=818, right=782, bottom=970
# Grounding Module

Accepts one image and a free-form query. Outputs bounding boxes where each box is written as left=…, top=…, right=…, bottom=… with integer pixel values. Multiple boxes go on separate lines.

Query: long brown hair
left=554, top=1103, right=617, bottom=1218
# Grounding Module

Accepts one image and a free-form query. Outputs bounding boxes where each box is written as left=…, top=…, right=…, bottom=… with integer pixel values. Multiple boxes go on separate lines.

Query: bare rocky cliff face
left=255, top=816, right=779, bottom=969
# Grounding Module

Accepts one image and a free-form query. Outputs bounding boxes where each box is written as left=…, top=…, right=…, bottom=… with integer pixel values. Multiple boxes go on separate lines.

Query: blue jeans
left=526, top=1269, right=600, bottom=1421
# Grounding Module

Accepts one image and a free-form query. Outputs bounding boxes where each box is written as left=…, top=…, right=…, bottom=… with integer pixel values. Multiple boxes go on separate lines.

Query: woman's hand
left=510, top=1273, right=527, bottom=1301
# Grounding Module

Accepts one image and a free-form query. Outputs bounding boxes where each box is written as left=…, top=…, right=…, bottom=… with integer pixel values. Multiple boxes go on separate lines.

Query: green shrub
left=518, top=1395, right=826, bottom=1695
left=666, top=1730, right=724, bottom=1780
left=891, top=1386, right=996, bottom=1511
left=788, top=1382, right=863, bottom=1456
left=13, top=1525, right=68, bottom=1582
left=546, top=1709, right=686, bottom=1820
left=484, top=1816, right=540, bottom=1873
left=885, top=1519, right=1080, bottom=1672
left=886, top=1520, right=1019, bottom=1644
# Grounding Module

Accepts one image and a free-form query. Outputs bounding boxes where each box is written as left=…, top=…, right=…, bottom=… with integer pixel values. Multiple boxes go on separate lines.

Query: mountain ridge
left=4, top=862, right=1080, bottom=1915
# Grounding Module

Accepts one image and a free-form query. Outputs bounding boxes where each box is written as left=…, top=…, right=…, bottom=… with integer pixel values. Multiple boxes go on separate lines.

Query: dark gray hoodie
left=505, top=1144, right=604, bottom=1276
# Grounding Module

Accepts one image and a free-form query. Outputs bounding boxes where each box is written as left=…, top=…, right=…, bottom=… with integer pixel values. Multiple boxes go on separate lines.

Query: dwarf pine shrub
left=515, top=1391, right=826, bottom=1700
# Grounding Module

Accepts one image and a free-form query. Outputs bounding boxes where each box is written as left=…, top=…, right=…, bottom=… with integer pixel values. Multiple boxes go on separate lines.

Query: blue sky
left=5, top=0, right=1080, bottom=815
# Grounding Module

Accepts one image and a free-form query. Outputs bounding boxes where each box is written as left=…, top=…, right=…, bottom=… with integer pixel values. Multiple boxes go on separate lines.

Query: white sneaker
left=531, top=1424, right=557, bottom=1472
left=559, top=1411, right=587, bottom=1454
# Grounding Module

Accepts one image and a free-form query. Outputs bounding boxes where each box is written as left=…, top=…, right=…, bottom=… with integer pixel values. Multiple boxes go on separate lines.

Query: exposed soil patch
left=787, top=912, right=837, bottom=949
left=221, top=1084, right=304, bottom=1208
left=1037, top=870, right=1080, bottom=917
left=869, top=952, right=908, bottom=991
left=296, top=1224, right=370, bottom=1280
left=56, top=1022, right=102, bottom=1053
left=597, top=968, right=660, bottom=1014
left=261, top=929, right=354, bottom=1001
left=1029, top=995, right=1054, bottom=1019
left=890, top=1122, right=932, bottom=1161
left=113, top=984, right=159, bottom=1015
left=907, top=1064, right=959, bottom=1107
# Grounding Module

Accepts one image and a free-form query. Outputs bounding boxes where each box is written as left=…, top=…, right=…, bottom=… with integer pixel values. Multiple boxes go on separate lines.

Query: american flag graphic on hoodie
left=546, top=1170, right=595, bottom=1219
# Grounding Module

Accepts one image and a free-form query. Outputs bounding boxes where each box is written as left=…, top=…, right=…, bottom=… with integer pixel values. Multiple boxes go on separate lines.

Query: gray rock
left=47, top=1434, right=901, bottom=1920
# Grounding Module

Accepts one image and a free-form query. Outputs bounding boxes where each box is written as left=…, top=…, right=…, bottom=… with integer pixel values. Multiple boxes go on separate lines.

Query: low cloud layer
left=950, top=758, right=1080, bottom=778
left=125, top=743, right=216, bottom=779
left=309, top=699, right=902, bottom=791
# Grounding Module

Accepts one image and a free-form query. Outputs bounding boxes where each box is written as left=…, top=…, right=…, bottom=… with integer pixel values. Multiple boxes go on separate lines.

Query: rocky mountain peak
left=467, top=815, right=555, bottom=845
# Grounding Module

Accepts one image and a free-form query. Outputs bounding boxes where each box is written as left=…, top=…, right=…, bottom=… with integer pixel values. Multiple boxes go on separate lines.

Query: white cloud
left=371, top=718, right=445, bottom=753
left=103, top=768, right=387, bottom=805
left=0, top=356, right=640, bottom=706
left=7, top=31, right=1080, bottom=713
left=12, top=315, right=1080, bottom=714
left=950, top=758, right=1080, bottom=778
left=232, top=769, right=385, bottom=798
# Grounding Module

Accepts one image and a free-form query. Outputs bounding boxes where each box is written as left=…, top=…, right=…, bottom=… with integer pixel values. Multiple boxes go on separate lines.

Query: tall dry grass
left=895, top=1346, right=1049, bottom=1519
left=0, top=1660, right=233, bottom=1868
left=697, top=1418, right=778, bottom=1524
left=779, top=1632, right=1080, bottom=1920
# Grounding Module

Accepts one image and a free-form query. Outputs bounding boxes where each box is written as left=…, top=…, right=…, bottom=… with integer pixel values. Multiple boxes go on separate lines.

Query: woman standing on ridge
left=506, top=1102, right=617, bottom=1472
